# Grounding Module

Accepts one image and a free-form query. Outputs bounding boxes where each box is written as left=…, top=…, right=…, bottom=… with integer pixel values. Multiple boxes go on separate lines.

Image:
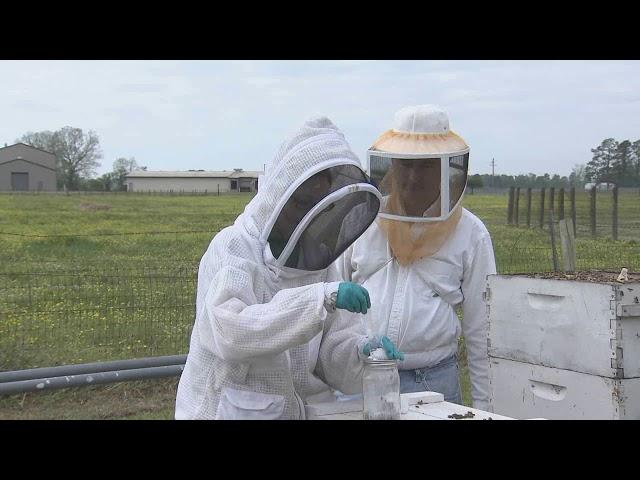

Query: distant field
left=0, top=190, right=638, bottom=419
left=1, top=193, right=252, bottom=371
left=0, top=192, right=251, bottom=270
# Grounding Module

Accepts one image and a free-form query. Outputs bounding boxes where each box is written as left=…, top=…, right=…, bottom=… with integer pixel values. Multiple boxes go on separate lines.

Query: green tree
left=612, top=140, right=632, bottom=186
left=586, top=138, right=618, bottom=183
left=18, top=127, right=103, bottom=190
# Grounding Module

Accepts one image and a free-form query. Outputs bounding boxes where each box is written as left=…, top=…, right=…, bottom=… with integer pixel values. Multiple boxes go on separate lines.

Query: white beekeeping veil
left=366, top=105, right=470, bottom=264
left=245, top=116, right=382, bottom=272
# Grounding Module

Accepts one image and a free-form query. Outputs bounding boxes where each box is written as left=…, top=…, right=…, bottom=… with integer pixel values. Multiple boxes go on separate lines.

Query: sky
left=1, top=60, right=639, bottom=178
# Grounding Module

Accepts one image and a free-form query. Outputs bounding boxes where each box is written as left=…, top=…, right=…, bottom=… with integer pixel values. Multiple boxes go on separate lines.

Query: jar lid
left=363, top=358, right=398, bottom=366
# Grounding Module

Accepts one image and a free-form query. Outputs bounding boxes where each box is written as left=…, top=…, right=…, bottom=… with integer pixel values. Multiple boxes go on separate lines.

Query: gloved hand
left=362, top=336, right=405, bottom=361
left=335, top=282, right=371, bottom=314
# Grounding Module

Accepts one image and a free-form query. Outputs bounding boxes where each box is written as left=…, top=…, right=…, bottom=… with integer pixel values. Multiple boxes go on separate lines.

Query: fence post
left=514, top=187, right=520, bottom=226
left=526, top=187, right=532, bottom=227
left=549, top=187, right=555, bottom=215
left=559, top=218, right=577, bottom=272
left=549, top=210, right=559, bottom=272
left=590, top=185, right=597, bottom=238
left=613, top=185, right=619, bottom=241
left=507, top=186, right=515, bottom=225
left=559, top=187, right=565, bottom=220
left=539, top=188, right=546, bottom=229
left=570, top=186, right=576, bottom=237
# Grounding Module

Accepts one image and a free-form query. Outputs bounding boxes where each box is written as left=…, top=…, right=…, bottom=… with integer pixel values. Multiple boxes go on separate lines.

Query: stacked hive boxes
left=487, top=273, right=640, bottom=419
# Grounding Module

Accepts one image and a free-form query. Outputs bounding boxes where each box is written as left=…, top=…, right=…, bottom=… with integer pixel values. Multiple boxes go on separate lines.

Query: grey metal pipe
left=0, top=354, right=187, bottom=384
left=0, top=364, right=185, bottom=396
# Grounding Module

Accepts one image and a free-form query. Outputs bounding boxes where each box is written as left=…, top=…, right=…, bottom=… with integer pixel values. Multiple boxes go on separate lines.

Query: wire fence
left=0, top=264, right=198, bottom=371
left=1, top=185, right=639, bottom=372
left=2, top=237, right=639, bottom=371
left=506, top=187, right=640, bottom=241
left=494, top=241, right=640, bottom=274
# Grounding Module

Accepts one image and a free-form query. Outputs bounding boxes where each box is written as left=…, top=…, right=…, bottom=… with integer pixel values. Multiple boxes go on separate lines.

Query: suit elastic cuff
left=323, top=281, right=341, bottom=312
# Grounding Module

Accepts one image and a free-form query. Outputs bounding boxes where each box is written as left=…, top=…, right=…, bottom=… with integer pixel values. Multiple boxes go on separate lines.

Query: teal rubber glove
left=362, top=335, right=405, bottom=361
left=335, top=282, right=371, bottom=314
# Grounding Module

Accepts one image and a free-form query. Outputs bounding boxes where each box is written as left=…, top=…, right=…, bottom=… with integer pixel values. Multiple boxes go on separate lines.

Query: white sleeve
left=315, top=309, right=369, bottom=395
left=461, top=233, right=497, bottom=412
left=203, top=265, right=328, bottom=362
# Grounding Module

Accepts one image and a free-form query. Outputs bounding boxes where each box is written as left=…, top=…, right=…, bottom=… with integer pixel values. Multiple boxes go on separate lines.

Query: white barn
left=125, top=169, right=261, bottom=193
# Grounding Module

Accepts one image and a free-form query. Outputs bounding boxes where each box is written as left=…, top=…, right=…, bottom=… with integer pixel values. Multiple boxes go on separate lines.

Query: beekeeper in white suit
left=337, top=105, right=497, bottom=411
left=175, top=116, right=383, bottom=420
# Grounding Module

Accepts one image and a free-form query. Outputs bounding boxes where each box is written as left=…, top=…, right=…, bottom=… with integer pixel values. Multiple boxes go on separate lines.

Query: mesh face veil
left=366, top=105, right=470, bottom=264
left=266, top=164, right=381, bottom=271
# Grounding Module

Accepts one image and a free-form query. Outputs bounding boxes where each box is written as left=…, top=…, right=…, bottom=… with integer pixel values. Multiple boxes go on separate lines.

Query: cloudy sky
left=1, top=60, right=639, bottom=177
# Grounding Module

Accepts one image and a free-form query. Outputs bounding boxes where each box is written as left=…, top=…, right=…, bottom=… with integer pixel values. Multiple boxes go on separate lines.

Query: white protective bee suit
left=175, top=117, right=380, bottom=420
left=338, top=209, right=496, bottom=410
left=337, top=105, right=497, bottom=411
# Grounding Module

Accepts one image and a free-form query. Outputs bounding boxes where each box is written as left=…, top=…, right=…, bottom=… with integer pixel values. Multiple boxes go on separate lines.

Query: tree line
left=16, top=127, right=640, bottom=192
left=585, top=138, right=640, bottom=187
left=468, top=137, right=640, bottom=191
left=466, top=172, right=578, bottom=191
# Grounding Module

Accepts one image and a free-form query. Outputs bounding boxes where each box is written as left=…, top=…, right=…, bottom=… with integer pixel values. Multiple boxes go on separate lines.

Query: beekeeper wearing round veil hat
left=337, top=104, right=497, bottom=411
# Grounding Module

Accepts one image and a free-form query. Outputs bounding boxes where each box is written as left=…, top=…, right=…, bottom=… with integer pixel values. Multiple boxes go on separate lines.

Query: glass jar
left=362, top=358, right=401, bottom=420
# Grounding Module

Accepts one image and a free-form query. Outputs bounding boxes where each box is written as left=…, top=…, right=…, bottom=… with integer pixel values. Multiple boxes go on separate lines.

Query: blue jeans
left=399, top=354, right=462, bottom=405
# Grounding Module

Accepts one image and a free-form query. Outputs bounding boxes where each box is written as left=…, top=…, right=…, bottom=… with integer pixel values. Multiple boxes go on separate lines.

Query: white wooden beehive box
left=486, top=273, right=640, bottom=419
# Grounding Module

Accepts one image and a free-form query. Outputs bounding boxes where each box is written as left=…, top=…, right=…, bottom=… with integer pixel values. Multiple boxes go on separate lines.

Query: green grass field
left=0, top=190, right=638, bottom=419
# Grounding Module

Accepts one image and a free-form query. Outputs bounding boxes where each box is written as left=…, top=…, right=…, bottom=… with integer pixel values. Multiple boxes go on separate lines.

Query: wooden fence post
left=526, top=187, right=532, bottom=227
left=570, top=186, right=576, bottom=237
left=514, top=187, right=520, bottom=226
left=549, top=210, right=559, bottom=272
left=559, top=218, right=577, bottom=272
left=539, top=188, right=546, bottom=229
left=590, top=186, right=597, bottom=238
left=559, top=187, right=565, bottom=220
left=613, top=185, right=618, bottom=241
left=507, top=186, right=515, bottom=225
